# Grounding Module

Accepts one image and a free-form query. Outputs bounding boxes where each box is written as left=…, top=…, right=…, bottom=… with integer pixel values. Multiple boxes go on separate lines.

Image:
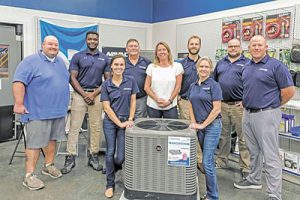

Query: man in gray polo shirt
left=234, top=35, right=294, bottom=200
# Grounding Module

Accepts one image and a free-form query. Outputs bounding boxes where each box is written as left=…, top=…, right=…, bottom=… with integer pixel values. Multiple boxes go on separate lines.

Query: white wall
left=1, top=0, right=300, bottom=59
left=152, top=0, right=300, bottom=58
left=0, top=5, right=153, bottom=57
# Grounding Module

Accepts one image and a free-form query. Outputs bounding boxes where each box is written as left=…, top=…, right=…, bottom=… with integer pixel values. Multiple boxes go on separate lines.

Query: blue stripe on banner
left=40, top=20, right=98, bottom=60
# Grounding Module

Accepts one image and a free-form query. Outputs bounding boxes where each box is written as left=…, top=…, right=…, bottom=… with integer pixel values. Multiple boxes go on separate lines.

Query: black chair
left=9, top=122, right=45, bottom=165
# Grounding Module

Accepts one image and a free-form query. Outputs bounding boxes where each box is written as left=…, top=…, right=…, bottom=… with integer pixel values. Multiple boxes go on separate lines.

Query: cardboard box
left=284, top=152, right=298, bottom=173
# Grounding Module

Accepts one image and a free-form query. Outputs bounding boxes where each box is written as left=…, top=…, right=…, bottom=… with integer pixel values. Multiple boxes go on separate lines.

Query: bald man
left=213, top=39, right=250, bottom=179
left=234, top=35, right=295, bottom=200
left=13, top=36, right=70, bottom=190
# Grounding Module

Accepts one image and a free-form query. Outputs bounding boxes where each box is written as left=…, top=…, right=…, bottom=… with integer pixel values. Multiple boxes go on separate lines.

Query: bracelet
left=168, top=99, right=173, bottom=104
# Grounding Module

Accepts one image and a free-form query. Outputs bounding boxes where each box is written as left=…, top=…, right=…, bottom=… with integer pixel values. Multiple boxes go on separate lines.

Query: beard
left=188, top=48, right=200, bottom=55
left=228, top=52, right=241, bottom=59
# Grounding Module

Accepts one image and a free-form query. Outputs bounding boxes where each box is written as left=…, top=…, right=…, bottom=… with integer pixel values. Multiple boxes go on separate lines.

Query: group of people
left=13, top=31, right=294, bottom=200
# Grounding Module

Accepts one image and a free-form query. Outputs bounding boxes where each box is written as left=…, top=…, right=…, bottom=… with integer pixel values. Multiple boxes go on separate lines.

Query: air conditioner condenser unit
left=123, top=118, right=198, bottom=200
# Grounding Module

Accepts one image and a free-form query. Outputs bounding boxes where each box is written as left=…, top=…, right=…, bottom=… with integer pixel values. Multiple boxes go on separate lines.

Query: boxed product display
left=267, top=48, right=277, bottom=58
left=279, top=48, right=291, bottom=68
left=290, top=126, right=300, bottom=137
left=242, top=16, right=263, bottom=41
left=284, top=152, right=298, bottom=174
left=215, top=49, right=227, bottom=61
left=222, top=20, right=240, bottom=43
left=266, top=12, right=291, bottom=39
left=243, top=50, right=252, bottom=59
left=280, top=113, right=295, bottom=133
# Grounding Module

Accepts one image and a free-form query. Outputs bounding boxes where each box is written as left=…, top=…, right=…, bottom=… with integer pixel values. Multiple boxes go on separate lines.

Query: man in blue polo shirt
left=213, top=39, right=250, bottom=179
left=13, top=36, right=70, bottom=190
left=124, top=38, right=151, bottom=118
left=178, top=35, right=203, bottom=173
left=61, top=31, right=110, bottom=174
left=234, top=35, right=294, bottom=200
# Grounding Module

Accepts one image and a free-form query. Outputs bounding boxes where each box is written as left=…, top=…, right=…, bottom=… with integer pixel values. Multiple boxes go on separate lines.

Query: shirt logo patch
left=138, top=66, right=146, bottom=69
left=259, top=68, right=268, bottom=72
left=98, top=58, right=105, bottom=61
left=236, top=64, right=244, bottom=66
left=123, top=88, right=132, bottom=91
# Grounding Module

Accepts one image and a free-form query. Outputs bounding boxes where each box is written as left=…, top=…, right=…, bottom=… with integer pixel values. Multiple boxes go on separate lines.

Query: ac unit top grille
left=135, top=119, right=189, bottom=131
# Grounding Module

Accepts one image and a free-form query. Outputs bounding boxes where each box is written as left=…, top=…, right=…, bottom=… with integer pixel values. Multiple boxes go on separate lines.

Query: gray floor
left=1, top=138, right=300, bottom=200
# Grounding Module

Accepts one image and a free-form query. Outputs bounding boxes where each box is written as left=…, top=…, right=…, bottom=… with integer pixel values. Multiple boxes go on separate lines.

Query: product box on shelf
left=284, top=152, right=298, bottom=174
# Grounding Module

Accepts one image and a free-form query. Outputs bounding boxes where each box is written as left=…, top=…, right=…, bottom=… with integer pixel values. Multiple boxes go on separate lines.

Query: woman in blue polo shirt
left=188, top=56, right=222, bottom=200
left=100, top=55, right=139, bottom=198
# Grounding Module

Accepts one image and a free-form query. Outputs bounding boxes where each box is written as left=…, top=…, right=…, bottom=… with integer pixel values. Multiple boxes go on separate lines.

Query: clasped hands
left=156, top=97, right=171, bottom=108
left=83, top=92, right=96, bottom=105
left=119, top=120, right=134, bottom=129
left=189, top=122, right=205, bottom=130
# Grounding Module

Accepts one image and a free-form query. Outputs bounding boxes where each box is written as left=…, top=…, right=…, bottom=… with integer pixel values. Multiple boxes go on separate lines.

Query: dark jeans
left=103, top=116, right=126, bottom=188
left=146, top=106, right=178, bottom=119
left=197, top=118, right=222, bottom=200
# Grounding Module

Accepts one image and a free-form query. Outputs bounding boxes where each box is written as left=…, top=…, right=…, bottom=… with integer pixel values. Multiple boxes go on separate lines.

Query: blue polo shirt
left=213, top=55, right=250, bottom=101
left=100, top=75, right=139, bottom=117
left=178, top=56, right=199, bottom=99
left=188, top=78, right=223, bottom=123
left=242, top=55, right=294, bottom=109
left=124, top=56, right=151, bottom=98
left=13, top=50, right=70, bottom=123
left=69, top=49, right=110, bottom=89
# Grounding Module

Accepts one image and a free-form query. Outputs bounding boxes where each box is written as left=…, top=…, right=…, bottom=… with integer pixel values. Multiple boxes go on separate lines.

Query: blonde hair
left=153, top=41, right=173, bottom=66
left=197, top=56, right=213, bottom=69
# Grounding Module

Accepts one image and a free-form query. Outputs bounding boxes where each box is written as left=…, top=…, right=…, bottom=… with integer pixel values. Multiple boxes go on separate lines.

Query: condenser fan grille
left=135, top=119, right=189, bottom=131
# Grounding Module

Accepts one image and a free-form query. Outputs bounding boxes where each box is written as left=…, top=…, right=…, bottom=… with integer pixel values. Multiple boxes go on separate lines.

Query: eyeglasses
left=228, top=45, right=241, bottom=48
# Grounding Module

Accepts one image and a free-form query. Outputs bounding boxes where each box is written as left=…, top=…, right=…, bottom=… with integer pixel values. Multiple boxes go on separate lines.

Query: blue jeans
left=197, top=118, right=222, bottom=200
left=147, top=106, right=178, bottom=119
left=103, top=116, right=126, bottom=188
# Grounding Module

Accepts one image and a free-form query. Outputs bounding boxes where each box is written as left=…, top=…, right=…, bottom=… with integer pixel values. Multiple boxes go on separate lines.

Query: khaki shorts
left=25, top=117, right=66, bottom=148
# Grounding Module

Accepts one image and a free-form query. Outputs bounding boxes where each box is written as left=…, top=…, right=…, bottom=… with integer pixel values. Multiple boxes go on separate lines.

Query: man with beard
left=124, top=39, right=151, bottom=118
left=178, top=35, right=203, bottom=172
left=61, top=31, right=110, bottom=174
left=213, top=39, right=250, bottom=179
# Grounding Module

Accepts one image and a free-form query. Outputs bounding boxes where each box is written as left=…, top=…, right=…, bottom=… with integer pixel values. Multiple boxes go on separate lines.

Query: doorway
left=0, top=23, right=22, bottom=142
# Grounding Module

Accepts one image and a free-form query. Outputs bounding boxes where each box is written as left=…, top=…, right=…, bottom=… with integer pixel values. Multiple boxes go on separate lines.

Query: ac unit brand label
left=167, top=136, right=190, bottom=167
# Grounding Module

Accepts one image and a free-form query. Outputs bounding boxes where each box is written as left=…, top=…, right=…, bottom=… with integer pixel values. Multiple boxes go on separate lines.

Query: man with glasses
left=213, top=39, right=250, bottom=179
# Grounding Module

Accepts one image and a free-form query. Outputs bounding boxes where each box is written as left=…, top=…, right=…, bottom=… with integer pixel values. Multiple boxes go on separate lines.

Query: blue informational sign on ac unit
left=40, top=19, right=98, bottom=65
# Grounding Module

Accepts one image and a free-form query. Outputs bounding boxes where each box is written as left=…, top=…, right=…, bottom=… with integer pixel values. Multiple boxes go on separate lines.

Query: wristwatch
left=168, top=99, right=173, bottom=104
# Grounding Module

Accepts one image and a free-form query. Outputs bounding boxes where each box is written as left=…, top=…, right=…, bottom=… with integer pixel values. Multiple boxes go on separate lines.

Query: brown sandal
left=105, top=188, right=114, bottom=198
